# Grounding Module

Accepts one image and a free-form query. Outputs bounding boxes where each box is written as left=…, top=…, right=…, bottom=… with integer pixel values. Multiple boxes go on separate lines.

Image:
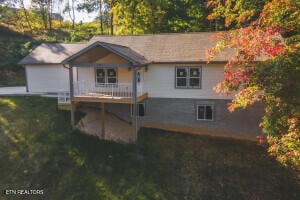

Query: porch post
left=101, top=102, right=105, bottom=139
left=69, top=63, right=74, bottom=97
left=69, top=64, right=75, bottom=127
left=132, top=66, right=138, bottom=142
left=71, top=102, right=76, bottom=127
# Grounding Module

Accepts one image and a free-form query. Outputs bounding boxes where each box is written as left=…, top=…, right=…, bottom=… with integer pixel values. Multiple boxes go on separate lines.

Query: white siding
left=77, top=67, right=94, bottom=83
left=26, top=62, right=231, bottom=99
left=77, top=67, right=132, bottom=86
left=75, top=53, right=132, bottom=89
left=144, top=64, right=232, bottom=99
left=26, top=64, right=69, bottom=93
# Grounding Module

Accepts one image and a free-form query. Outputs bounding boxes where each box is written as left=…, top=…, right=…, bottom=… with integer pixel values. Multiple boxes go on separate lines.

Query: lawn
left=0, top=97, right=299, bottom=200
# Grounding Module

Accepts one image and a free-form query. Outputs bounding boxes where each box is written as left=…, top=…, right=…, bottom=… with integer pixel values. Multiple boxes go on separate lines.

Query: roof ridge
left=42, top=42, right=87, bottom=45
left=97, top=41, right=130, bottom=48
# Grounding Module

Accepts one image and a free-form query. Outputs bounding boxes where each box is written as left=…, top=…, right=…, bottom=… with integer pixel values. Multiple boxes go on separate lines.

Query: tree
left=206, top=0, right=269, bottom=29
left=31, top=0, right=54, bottom=30
left=63, top=0, right=77, bottom=29
left=111, top=0, right=210, bottom=34
left=163, top=0, right=209, bottom=32
left=207, top=0, right=300, bottom=170
left=112, top=0, right=166, bottom=34
left=3, top=0, right=34, bottom=32
left=77, top=0, right=112, bottom=34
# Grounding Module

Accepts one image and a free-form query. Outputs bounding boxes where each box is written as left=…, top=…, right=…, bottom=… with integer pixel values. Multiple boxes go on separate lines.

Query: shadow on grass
left=0, top=97, right=299, bottom=200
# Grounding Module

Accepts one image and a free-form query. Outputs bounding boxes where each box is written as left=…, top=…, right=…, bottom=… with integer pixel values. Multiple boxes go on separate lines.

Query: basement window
left=131, top=103, right=145, bottom=117
left=196, top=105, right=213, bottom=120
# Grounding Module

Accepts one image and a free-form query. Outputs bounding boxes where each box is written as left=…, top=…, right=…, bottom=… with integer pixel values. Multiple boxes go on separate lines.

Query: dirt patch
left=76, top=107, right=132, bottom=143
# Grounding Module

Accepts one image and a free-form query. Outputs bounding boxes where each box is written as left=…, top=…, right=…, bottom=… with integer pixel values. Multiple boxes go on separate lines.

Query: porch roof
left=62, top=41, right=149, bottom=66
left=19, top=41, right=149, bottom=66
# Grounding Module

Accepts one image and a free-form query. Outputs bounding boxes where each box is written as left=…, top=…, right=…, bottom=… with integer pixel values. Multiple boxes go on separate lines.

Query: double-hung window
left=96, top=68, right=117, bottom=85
left=196, top=105, right=213, bottom=120
left=175, top=66, right=201, bottom=88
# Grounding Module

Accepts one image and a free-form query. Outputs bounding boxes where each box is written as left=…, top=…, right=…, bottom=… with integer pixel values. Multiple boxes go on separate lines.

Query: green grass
left=0, top=97, right=299, bottom=200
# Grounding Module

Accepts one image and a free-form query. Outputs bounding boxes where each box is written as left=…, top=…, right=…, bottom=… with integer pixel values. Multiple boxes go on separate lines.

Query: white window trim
left=175, top=67, right=188, bottom=88
left=196, top=104, right=214, bottom=121
left=95, top=68, right=118, bottom=86
left=175, top=66, right=202, bottom=89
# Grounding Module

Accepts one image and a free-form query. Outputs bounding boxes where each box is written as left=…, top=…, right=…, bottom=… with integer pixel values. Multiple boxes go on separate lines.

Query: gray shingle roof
left=90, top=32, right=233, bottom=63
left=18, top=43, right=87, bottom=65
left=19, top=32, right=233, bottom=65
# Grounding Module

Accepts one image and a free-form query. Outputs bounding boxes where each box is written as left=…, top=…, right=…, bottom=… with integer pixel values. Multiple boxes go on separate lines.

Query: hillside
left=0, top=25, right=38, bottom=86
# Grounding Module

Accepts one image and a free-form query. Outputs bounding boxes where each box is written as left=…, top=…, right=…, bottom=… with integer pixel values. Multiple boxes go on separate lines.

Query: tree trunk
left=42, top=8, right=48, bottom=30
left=19, top=0, right=33, bottom=33
left=99, top=0, right=104, bottom=34
left=48, top=0, right=53, bottom=30
left=110, top=12, right=114, bottom=35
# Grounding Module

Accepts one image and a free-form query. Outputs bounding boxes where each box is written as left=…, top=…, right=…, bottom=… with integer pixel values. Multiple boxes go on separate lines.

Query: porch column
left=101, top=103, right=105, bottom=139
left=69, top=63, right=74, bottom=97
left=132, top=66, right=138, bottom=142
left=69, top=63, right=75, bottom=127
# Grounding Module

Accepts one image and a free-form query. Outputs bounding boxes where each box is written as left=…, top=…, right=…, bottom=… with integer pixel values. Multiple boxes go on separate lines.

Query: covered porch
left=61, top=41, right=149, bottom=142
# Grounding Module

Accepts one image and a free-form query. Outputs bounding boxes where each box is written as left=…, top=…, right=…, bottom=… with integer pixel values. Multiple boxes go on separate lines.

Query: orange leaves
left=207, top=0, right=300, bottom=170
left=206, top=25, right=287, bottom=101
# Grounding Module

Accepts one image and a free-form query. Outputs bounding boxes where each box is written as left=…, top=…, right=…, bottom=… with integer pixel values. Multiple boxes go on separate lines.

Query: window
left=197, top=105, right=213, bottom=120
left=131, top=103, right=145, bottom=117
left=176, top=67, right=201, bottom=88
left=96, top=68, right=117, bottom=85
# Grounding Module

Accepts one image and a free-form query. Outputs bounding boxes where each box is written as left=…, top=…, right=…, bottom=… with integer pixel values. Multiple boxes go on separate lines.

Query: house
left=18, top=33, right=263, bottom=142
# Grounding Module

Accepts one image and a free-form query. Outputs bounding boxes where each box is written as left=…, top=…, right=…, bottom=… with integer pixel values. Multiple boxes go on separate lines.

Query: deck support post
left=101, top=102, right=105, bottom=139
left=131, top=66, right=138, bottom=142
left=71, top=102, right=76, bottom=128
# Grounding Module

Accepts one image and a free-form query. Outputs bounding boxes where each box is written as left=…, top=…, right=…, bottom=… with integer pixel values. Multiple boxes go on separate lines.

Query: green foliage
left=254, top=50, right=300, bottom=170
left=0, top=26, right=38, bottom=86
left=0, top=97, right=299, bottom=199
left=268, top=121, right=300, bottom=170
left=164, top=0, right=209, bottom=32
left=206, top=0, right=270, bottom=28
left=112, top=0, right=211, bottom=34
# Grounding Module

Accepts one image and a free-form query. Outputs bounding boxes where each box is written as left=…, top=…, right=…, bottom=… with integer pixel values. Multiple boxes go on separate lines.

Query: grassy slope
left=0, top=96, right=299, bottom=200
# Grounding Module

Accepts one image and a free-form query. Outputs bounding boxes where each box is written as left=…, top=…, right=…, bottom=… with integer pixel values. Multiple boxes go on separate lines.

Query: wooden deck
left=72, top=92, right=148, bottom=104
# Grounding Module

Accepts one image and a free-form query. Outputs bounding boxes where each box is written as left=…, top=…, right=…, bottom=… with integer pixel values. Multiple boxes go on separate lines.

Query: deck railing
left=73, top=81, right=144, bottom=98
left=57, top=91, right=71, bottom=104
